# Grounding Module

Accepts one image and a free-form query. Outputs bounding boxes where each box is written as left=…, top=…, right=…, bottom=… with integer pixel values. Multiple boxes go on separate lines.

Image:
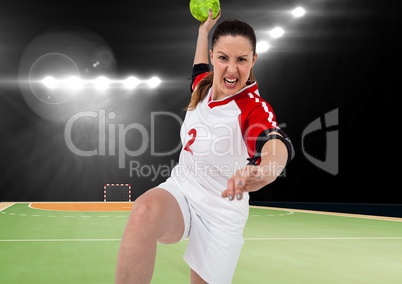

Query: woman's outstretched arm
left=193, top=9, right=221, bottom=66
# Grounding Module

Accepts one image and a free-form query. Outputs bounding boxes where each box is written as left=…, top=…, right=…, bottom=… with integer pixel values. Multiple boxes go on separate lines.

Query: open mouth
left=224, top=78, right=238, bottom=85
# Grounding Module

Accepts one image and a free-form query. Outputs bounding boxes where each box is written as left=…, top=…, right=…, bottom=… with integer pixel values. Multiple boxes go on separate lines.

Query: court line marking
left=0, top=239, right=121, bottom=242
left=3, top=203, right=400, bottom=222
left=3, top=206, right=288, bottom=218
left=250, top=211, right=294, bottom=217
left=250, top=205, right=402, bottom=222
left=244, top=237, right=402, bottom=240
left=1, top=237, right=402, bottom=242
left=27, top=202, right=132, bottom=212
left=1, top=211, right=128, bottom=218
left=0, top=202, right=15, bottom=212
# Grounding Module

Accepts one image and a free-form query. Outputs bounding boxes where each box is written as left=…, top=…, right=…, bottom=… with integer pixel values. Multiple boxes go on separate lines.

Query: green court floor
left=1, top=203, right=401, bottom=283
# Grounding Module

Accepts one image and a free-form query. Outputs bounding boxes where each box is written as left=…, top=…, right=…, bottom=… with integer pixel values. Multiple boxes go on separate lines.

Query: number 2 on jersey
left=184, top=128, right=197, bottom=154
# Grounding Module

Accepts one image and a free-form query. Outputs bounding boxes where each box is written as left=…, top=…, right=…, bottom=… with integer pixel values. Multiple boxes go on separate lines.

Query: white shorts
left=158, top=180, right=244, bottom=284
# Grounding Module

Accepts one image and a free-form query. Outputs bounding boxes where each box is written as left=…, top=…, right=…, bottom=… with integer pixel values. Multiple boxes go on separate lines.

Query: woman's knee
left=129, top=190, right=164, bottom=226
left=128, top=188, right=184, bottom=242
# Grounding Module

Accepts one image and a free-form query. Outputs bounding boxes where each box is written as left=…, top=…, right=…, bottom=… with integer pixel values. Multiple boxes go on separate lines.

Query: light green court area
left=1, top=203, right=402, bottom=283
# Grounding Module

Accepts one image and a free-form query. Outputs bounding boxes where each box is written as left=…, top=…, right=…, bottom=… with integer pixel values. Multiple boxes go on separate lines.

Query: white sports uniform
left=158, top=68, right=280, bottom=283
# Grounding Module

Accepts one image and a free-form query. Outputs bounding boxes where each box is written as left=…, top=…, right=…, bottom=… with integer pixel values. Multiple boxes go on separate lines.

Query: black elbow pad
left=247, top=128, right=295, bottom=166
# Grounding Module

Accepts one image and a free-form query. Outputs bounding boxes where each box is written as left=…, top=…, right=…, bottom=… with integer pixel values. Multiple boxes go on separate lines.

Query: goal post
left=104, top=184, right=132, bottom=202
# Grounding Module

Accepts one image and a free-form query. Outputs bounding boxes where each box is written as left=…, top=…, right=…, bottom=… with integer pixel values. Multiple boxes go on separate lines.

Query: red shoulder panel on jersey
left=191, top=72, right=210, bottom=92
left=234, top=87, right=278, bottom=158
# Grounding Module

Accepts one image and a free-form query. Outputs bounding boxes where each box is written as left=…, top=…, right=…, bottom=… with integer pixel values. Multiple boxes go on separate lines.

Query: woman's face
left=210, top=35, right=257, bottom=100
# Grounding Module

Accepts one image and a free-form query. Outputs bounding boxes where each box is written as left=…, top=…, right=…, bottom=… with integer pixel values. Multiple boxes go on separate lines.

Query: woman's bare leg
left=115, top=188, right=185, bottom=284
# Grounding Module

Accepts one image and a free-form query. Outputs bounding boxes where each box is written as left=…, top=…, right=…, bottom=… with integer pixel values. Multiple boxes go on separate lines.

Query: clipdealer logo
left=63, top=108, right=339, bottom=177
left=64, top=110, right=183, bottom=169
left=301, top=108, right=339, bottom=175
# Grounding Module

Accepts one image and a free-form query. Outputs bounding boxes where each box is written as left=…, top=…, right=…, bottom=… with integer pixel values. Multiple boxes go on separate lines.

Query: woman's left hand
left=221, top=165, right=275, bottom=201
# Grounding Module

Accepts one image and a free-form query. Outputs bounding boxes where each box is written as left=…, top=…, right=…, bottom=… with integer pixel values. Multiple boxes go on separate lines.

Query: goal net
left=104, top=184, right=132, bottom=202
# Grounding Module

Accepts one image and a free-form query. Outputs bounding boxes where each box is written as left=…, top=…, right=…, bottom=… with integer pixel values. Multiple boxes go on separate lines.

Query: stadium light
left=64, top=76, right=83, bottom=91
left=146, top=76, right=161, bottom=88
left=123, top=76, right=140, bottom=90
left=38, top=75, right=162, bottom=91
left=268, top=27, right=285, bottom=39
left=41, top=76, right=58, bottom=89
left=93, top=76, right=110, bottom=90
left=291, top=7, right=306, bottom=18
left=256, top=40, right=271, bottom=53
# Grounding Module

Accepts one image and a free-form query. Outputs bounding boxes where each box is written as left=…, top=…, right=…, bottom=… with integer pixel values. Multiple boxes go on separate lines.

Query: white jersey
left=162, top=72, right=279, bottom=235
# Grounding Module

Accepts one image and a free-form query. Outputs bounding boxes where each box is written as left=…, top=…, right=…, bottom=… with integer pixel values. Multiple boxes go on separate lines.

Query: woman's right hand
left=199, top=8, right=221, bottom=33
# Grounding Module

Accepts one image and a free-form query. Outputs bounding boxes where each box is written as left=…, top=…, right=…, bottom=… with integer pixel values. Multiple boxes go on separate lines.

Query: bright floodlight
left=64, top=76, right=83, bottom=90
left=269, top=27, right=285, bottom=39
left=256, top=40, right=271, bottom=53
left=39, top=75, right=163, bottom=91
left=123, top=76, right=140, bottom=89
left=291, top=7, right=306, bottom=18
left=147, top=76, right=161, bottom=88
left=94, top=76, right=110, bottom=90
left=41, top=76, right=58, bottom=89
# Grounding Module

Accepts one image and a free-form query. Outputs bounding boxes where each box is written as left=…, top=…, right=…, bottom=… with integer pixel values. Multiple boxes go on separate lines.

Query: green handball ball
left=189, top=0, right=220, bottom=22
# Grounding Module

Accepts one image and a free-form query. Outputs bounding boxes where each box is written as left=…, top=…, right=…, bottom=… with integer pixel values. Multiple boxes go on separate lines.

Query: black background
left=0, top=0, right=400, bottom=212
